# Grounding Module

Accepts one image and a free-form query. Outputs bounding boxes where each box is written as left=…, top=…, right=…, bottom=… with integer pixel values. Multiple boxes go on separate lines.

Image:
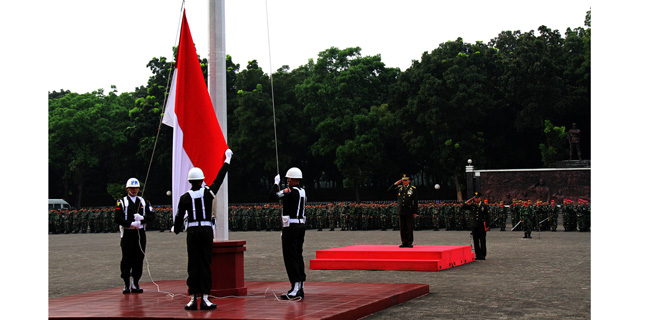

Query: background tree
left=296, top=47, right=399, bottom=199
left=49, top=11, right=591, bottom=206
left=49, top=89, right=131, bottom=207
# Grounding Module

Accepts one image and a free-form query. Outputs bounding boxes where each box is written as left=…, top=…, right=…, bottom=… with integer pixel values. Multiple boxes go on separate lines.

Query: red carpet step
left=49, top=280, right=429, bottom=319
left=310, top=245, right=475, bottom=271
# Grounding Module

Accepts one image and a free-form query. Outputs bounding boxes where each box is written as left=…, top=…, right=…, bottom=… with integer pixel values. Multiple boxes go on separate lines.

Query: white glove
left=130, top=220, right=141, bottom=228
left=274, top=174, right=281, bottom=185
left=224, top=149, right=233, bottom=164
left=134, top=214, right=144, bottom=221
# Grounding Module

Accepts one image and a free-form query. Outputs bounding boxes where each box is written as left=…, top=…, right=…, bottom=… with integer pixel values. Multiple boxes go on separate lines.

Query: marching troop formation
left=49, top=199, right=590, bottom=234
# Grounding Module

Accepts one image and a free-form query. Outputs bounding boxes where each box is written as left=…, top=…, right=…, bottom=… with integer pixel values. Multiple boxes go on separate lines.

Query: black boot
left=185, top=294, right=198, bottom=310
left=281, top=282, right=303, bottom=300
left=131, top=279, right=143, bottom=293
left=200, top=295, right=217, bottom=310
left=123, top=279, right=131, bottom=294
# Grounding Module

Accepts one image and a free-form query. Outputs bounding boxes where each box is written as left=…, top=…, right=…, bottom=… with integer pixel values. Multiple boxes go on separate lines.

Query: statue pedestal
left=210, top=240, right=247, bottom=297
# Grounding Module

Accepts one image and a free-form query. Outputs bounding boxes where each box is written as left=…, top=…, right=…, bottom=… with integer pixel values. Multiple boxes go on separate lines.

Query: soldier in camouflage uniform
left=521, top=201, right=533, bottom=238
left=314, top=204, right=325, bottom=231
left=79, top=208, right=89, bottom=233
left=498, top=201, right=508, bottom=231
left=577, top=199, right=590, bottom=232
left=562, top=199, right=577, bottom=231
left=510, top=200, right=521, bottom=231
left=548, top=200, right=558, bottom=231
left=49, top=210, right=57, bottom=234
left=445, top=204, right=456, bottom=231
left=326, top=203, right=337, bottom=231
left=535, top=201, right=549, bottom=231
left=431, top=203, right=440, bottom=231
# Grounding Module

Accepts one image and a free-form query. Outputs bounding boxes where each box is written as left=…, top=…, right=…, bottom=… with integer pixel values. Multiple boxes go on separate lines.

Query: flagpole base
left=210, top=240, right=247, bottom=297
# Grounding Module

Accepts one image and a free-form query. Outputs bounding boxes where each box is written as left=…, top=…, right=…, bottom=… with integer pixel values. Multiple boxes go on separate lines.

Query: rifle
left=511, top=220, right=522, bottom=231
left=538, top=217, right=550, bottom=225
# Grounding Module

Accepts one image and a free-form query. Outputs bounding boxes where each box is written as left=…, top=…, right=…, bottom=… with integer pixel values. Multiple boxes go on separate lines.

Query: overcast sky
left=38, top=0, right=591, bottom=94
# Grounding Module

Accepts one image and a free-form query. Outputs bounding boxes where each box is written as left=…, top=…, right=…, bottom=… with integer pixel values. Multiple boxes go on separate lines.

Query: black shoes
left=131, top=282, right=143, bottom=293
left=399, top=244, right=413, bottom=248
left=122, top=278, right=143, bottom=294
left=200, top=296, right=217, bottom=310
left=281, top=282, right=304, bottom=300
left=185, top=295, right=217, bottom=310
left=185, top=295, right=197, bottom=310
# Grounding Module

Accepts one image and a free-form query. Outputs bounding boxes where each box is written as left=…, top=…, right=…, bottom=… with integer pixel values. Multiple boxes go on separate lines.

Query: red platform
left=310, top=245, right=474, bottom=271
left=48, top=280, right=429, bottom=319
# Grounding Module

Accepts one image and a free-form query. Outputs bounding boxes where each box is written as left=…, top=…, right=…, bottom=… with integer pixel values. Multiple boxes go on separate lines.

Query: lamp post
left=466, top=159, right=475, bottom=200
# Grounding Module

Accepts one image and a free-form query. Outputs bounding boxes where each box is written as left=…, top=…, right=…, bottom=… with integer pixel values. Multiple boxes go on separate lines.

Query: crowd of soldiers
left=48, top=199, right=590, bottom=234
left=48, top=207, right=174, bottom=234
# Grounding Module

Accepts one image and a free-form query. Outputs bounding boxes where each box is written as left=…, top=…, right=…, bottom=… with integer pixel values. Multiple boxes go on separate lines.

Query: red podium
left=210, top=240, right=247, bottom=297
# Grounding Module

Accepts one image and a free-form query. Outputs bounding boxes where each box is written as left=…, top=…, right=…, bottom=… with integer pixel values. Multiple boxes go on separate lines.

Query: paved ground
left=49, top=226, right=590, bottom=319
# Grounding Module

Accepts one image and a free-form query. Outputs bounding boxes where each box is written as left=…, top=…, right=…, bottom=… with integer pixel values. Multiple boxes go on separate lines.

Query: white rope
left=265, top=0, right=280, bottom=176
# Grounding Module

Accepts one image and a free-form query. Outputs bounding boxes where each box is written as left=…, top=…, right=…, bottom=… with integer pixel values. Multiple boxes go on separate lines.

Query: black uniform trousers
left=120, top=228, right=146, bottom=282
left=186, top=226, right=213, bottom=295
left=398, top=214, right=414, bottom=246
left=471, top=226, right=487, bottom=259
left=282, top=223, right=306, bottom=285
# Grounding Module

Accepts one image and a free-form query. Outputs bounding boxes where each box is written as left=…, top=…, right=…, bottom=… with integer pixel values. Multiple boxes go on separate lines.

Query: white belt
left=289, top=218, right=305, bottom=224
left=188, top=221, right=212, bottom=227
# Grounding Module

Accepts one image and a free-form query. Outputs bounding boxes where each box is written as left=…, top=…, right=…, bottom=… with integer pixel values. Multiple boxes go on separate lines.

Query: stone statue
left=526, top=178, right=551, bottom=203
left=568, top=123, right=582, bottom=160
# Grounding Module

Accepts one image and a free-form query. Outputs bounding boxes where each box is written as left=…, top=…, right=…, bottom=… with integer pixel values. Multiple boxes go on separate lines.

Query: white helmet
left=187, top=167, right=205, bottom=181
left=125, top=178, right=140, bottom=188
left=285, top=167, right=303, bottom=179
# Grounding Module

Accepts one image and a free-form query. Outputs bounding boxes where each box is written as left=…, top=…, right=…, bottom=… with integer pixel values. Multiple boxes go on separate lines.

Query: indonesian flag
left=162, top=10, right=228, bottom=219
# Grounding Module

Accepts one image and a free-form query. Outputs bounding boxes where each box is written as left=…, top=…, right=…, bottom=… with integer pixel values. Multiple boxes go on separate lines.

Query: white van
left=49, top=199, right=72, bottom=210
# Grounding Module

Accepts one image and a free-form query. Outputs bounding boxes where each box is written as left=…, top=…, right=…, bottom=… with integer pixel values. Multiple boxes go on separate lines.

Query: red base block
left=310, top=244, right=474, bottom=271
left=210, top=240, right=247, bottom=297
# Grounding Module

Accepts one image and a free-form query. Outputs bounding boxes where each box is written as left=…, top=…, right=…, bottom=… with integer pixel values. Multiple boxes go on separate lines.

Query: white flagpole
left=208, top=0, right=228, bottom=241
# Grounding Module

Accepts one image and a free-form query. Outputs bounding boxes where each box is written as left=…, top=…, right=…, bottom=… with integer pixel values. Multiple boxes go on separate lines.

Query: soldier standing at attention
left=462, top=192, right=489, bottom=260
left=173, top=149, right=233, bottom=310
left=270, top=167, right=308, bottom=300
left=114, top=178, right=155, bottom=294
left=388, top=174, right=418, bottom=248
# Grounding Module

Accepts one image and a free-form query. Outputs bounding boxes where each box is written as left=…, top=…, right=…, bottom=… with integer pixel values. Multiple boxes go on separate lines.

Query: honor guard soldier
left=173, top=149, right=232, bottom=310
left=462, top=192, right=489, bottom=260
left=388, top=174, right=418, bottom=248
left=114, top=178, right=155, bottom=294
left=270, top=167, right=307, bottom=300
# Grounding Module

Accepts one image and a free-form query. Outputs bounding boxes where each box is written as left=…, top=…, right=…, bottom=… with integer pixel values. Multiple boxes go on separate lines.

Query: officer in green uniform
left=462, top=192, right=489, bottom=260
left=387, top=174, right=418, bottom=247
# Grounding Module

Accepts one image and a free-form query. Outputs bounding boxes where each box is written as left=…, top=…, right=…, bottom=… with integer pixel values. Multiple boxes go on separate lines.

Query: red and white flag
left=162, top=10, right=228, bottom=218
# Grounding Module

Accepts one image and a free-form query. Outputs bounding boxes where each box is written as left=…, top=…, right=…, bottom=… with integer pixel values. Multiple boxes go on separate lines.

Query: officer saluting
left=114, top=178, right=155, bottom=294
left=462, top=192, right=489, bottom=260
left=388, top=174, right=418, bottom=248
left=270, top=167, right=307, bottom=300
left=173, top=149, right=232, bottom=310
